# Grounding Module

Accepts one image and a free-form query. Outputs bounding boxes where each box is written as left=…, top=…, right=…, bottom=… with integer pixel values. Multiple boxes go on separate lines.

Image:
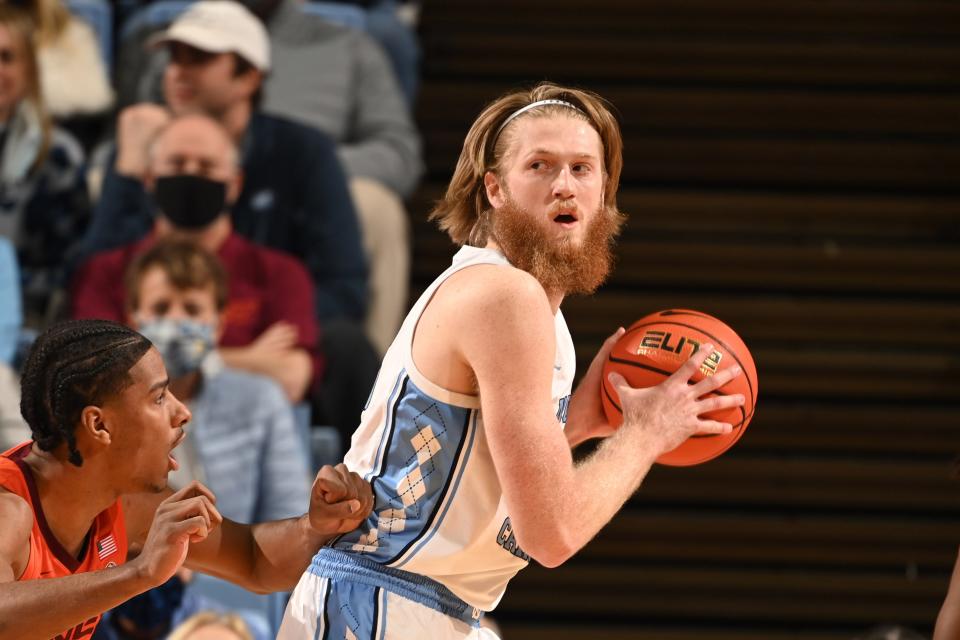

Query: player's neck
left=23, top=446, right=117, bottom=559
left=543, top=284, right=565, bottom=315
left=485, top=239, right=565, bottom=314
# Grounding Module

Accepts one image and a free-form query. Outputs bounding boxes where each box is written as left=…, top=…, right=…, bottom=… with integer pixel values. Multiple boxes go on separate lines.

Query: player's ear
left=484, top=171, right=504, bottom=208
left=79, top=405, right=112, bottom=446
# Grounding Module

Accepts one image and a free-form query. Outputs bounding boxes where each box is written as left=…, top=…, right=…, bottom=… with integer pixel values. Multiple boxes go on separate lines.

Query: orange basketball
left=600, top=309, right=758, bottom=466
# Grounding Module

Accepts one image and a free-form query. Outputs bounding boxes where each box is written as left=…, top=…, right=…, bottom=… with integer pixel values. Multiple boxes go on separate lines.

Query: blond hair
left=428, top=82, right=624, bottom=246
left=0, top=4, right=53, bottom=170
left=22, top=0, right=71, bottom=45
left=167, top=612, right=253, bottom=640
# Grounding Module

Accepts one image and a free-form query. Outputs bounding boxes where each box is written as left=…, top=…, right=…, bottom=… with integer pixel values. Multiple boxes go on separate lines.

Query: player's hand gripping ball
left=601, top=309, right=758, bottom=466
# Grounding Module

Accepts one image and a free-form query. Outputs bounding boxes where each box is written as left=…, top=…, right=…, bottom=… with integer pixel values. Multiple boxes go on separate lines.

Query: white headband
left=494, top=99, right=587, bottom=139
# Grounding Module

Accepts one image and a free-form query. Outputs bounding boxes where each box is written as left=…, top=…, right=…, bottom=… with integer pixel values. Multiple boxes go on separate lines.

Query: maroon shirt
left=71, top=231, right=324, bottom=381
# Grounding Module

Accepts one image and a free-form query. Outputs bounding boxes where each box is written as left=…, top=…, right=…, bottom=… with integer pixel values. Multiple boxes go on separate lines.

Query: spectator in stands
left=262, top=0, right=421, bottom=354
left=0, top=237, right=20, bottom=367
left=72, top=113, right=317, bottom=404
left=307, top=0, right=422, bottom=105
left=82, top=0, right=369, bottom=327
left=95, top=569, right=271, bottom=640
left=168, top=611, right=254, bottom=640
left=21, top=0, right=113, bottom=121
left=117, top=0, right=421, bottom=354
left=0, top=345, right=26, bottom=452
left=0, top=237, right=29, bottom=449
left=0, top=4, right=89, bottom=326
left=125, top=239, right=310, bottom=523
left=20, top=0, right=113, bottom=150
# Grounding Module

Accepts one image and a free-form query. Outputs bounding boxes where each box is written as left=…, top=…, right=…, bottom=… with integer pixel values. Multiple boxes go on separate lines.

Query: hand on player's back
left=132, top=482, right=222, bottom=588
left=308, top=464, right=375, bottom=536
left=607, top=344, right=745, bottom=455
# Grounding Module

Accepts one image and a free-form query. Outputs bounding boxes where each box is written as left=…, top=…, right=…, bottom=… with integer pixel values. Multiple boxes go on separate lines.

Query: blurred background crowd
left=0, top=1, right=957, bottom=639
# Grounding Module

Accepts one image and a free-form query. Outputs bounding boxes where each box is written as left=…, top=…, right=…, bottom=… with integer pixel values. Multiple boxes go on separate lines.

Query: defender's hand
left=307, top=464, right=374, bottom=536
left=132, top=482, right=222, bottom=588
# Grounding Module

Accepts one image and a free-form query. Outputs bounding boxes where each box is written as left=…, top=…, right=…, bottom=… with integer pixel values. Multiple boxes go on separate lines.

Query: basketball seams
left=612, top=319, right=757, bottom=408
left=601, top=310, right=758, bottom=466
left=602, top=359, right=748, bottom=432
left=607, top=355, right=750, bottom=419
left=601, top=376, right=622, bottom=414
left=601, top=370, right=750, bottom=466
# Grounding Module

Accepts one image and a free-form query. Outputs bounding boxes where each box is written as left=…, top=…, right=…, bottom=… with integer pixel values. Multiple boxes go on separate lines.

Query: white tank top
left=334, top=246, right=576, bottom=611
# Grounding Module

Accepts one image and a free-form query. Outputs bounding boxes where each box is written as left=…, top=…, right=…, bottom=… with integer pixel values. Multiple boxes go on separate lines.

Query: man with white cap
left=81, top=1, right=381, bottom=437
left=114, top=0, right=422, bottom=356
left=84, top=0, right=369, bottom=328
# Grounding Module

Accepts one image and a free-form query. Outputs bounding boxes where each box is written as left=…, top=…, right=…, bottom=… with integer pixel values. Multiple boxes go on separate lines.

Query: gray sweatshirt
left=264, top=0, right=424, bottom=197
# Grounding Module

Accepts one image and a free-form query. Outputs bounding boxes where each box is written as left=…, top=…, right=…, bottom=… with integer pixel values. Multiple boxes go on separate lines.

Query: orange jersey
left=0, top=442, right=128, bottom=640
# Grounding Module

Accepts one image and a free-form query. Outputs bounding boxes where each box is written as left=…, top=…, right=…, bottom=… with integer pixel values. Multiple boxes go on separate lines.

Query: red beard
left=490, top=196, right=623, bottom=296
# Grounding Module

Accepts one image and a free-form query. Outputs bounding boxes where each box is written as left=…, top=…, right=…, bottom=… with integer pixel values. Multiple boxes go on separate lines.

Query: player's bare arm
left=124, top=468, right=373, bottom=595
left=0, top=485, right=214, bottom=640
left=433, top=266, right=742, bottom=568
left=934, top=545, right=960, bottom=640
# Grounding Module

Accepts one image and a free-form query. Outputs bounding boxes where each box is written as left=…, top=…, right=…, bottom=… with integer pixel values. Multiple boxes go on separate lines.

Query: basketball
left=600, top=309, right=758, bottom=466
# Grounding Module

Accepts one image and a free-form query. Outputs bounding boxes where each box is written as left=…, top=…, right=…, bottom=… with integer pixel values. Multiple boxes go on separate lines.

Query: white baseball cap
left=151, top=1, right=271, bottom=71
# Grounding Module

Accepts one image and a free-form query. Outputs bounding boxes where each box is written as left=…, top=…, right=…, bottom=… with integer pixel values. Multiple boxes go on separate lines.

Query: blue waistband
left=309, top=548, right=483, bottom=627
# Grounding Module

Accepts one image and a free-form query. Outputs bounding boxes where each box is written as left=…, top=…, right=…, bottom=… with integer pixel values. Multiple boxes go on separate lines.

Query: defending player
left=278, top=83, right=745, bottom=639
left=0, top=319, right=374, bottom=639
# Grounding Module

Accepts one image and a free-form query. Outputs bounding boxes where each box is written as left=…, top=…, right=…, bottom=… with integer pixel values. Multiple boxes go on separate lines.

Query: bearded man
left=276, top=83, right=746, bottom=640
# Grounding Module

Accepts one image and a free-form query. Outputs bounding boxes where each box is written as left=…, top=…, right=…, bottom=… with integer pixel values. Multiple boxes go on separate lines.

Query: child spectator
left=73, top=114, right=318, bottom=403
left=124, top=239, right=310, bottom=523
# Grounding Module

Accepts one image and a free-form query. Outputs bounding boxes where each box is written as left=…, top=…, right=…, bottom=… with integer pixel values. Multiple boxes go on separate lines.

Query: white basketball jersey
left=334, top=245, right=576, bottom=612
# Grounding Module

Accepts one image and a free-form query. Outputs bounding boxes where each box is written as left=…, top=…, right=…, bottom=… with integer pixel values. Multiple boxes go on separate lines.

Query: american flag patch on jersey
left=97, top=534, right=117, bottom=560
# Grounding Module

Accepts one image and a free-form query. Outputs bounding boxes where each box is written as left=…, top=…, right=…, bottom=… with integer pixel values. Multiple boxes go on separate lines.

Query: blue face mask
left=138, top=318, right=215, bottom=379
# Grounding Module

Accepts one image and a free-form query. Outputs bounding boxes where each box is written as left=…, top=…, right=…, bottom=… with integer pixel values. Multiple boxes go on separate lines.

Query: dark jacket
left=81, top=112, right=368, bottom=322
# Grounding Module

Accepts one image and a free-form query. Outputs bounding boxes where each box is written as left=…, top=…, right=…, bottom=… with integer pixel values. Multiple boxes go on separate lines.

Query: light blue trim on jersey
left=309, top=570, right=382, bottom=640
left=309, top=549, right=482, bottom=627
left=335, top=376, right=474, bottom=565
left=393, top=409, right=479, bottom=570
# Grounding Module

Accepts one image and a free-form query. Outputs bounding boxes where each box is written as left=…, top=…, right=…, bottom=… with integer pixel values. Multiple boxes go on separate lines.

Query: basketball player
left=277, top=83, right=746, bottom=639
left=0, top=320, right=374, bottom=639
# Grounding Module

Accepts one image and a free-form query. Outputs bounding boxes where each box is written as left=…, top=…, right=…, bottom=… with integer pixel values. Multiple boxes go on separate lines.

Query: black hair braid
left=19, top=320, right=152, bottom=467
left=50, top=343, right=140, bottom=466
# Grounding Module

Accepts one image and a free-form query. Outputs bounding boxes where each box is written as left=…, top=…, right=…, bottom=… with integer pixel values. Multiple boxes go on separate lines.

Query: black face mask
left=153, top=174, right=227, bottom=230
